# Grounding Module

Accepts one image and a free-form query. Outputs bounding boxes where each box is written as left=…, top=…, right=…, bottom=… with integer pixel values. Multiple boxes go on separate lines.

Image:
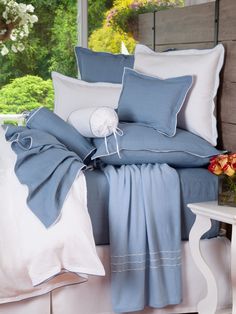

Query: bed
left=0, top=0, right=236, bottom=313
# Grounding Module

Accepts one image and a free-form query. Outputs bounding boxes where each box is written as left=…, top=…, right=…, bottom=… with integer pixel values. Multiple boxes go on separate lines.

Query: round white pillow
left=68, top=107, right=119, bottom=138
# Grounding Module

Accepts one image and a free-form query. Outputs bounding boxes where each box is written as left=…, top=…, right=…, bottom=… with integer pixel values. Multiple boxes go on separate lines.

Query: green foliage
left=0, top=76, right=54, bottom=114
left=3, top=120, right=19, bottom=126
left=89, top=26, right=136, bottom=54
left=0, top=0, right=185, bottom=115
left=0, top=0, right=78, bottom=89
left=49, top=2, right=78, bottom=77
left=106, top=0, right=184, bottom=33
left=88, top=0, right=183, bottom=54
left=88, top=0, right=113, bottom=36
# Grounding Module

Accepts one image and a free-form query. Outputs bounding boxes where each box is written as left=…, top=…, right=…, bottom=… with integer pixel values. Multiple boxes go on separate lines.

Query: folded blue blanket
left=5, top=126, right=85, bottom=228
left=26, top=107, right=95, bottom=163
left=104, top=164, right=182, bottom=313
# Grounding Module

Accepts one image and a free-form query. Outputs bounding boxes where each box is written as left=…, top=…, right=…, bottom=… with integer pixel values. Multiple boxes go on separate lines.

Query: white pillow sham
left=52, top=72, right=122, bottom=121
left=134, top=44, right=225, bottom=146
left=68, top=107, right=119, bottom=138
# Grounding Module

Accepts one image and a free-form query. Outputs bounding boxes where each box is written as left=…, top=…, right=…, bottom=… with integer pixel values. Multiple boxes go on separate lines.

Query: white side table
left=188, top=201, right=236, bottom=314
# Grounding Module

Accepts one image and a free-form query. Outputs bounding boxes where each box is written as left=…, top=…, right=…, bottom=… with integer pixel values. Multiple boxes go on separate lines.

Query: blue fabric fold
left=104, top=164, right=182, bottom=313
left=26, top=107, right=96, bottom=163
left=5, top=126, right=85, bottom=228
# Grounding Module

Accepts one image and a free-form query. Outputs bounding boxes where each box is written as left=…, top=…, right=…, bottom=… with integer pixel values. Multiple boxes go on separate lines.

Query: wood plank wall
left=137, top=0, right=236, bottom=151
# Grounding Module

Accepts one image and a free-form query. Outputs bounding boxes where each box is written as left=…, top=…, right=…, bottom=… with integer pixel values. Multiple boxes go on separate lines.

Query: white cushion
left=68, top=107, right=119, bottom=138
left=52, top=72, right=122, bottom=121
left=134, top=44, right=225, bottom=146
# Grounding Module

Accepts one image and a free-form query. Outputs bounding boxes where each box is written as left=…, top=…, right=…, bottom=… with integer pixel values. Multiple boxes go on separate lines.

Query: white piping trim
left=82, top=147, right=96, bottom=162
left=26, top=107, right=43, bottom=126
left=92, top=147, right=226, bottom=160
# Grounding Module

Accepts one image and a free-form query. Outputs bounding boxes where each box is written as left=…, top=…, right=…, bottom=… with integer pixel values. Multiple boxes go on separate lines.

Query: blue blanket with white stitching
left=104, top=164, right=182, bottom=313
left=5, top=126, right=85, bottom=228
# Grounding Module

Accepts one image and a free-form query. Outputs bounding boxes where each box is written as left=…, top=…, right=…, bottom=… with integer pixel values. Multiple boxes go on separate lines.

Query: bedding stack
left=0, top=43, right=225, bottom=313
left=56, top=44, right=224, bottom=312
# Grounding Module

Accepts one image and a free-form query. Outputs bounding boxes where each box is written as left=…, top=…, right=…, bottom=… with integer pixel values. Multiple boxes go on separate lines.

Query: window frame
left=78, top=0, right=88, bottom=48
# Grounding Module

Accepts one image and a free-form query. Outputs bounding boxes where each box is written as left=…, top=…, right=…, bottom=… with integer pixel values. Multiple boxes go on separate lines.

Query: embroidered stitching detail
left=111, top=250, right=181, bottom=258
left=112, top=263, right=182, bottom=273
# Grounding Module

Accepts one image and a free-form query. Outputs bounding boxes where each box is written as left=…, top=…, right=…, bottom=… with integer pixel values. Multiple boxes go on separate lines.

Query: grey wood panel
left=219, top=82, right=236, bottom=124
left=222, top=41, right=236, bottom=82
left=155, top=42, right=214, bottom=52
left=137, top=0, right=236, bottom=151
left=138, top=0, right=236, bottom=45
left=138, top=13, right=153, bottom=47
left=219, top=0, right=236, bottom=41
left=154, top=2, right=215, bottom=45
left=221, top=123, right=236, bottom=152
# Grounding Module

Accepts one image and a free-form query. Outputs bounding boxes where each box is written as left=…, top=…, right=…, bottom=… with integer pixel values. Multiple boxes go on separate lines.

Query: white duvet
left=0, top=127, right=105, bottom=304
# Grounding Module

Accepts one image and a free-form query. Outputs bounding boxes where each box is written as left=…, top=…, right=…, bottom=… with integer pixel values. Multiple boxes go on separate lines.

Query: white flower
left=30, top=14, right=38, bottom=23
left=18, top=3, right=27, bottom=13
left=26, top=4, right=34, bottom=12
left=11, top=44, right=18, bottom=52
left=0, top=29, right=7, bottom=35
left=0, top=0, right=38, bottom=56
left=19, top=31, right=25, bottom=38
left=1, top=45, right=9, bottom=55
left=23, top=24, right=29, bottom=32
left=17, top=42, right=24, bottom=51
left=0, top=1, right=38, bottom=55
left=10, top=32, right=17, bottom=41
left=2, top=11, right=8, bottom=19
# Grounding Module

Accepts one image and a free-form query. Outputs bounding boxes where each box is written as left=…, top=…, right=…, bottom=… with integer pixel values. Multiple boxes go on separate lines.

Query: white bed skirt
left=0, top=237, right=232, bottom=314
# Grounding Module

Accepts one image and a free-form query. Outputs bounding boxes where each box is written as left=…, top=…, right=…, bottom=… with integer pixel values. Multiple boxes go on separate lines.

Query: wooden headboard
left=137, top=0, right=236, bottom=152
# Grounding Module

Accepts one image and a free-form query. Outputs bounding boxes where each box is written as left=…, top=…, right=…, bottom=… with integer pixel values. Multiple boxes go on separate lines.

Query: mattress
left=85, top=167, right=220, bottom=245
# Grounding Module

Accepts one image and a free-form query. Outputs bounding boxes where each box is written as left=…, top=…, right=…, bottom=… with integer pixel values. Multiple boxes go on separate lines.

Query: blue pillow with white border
left=117, top=68, right=193, bottom=137
left=92, top=123, right=222, bottom=167
left=75, top=46, right=134, bottom=84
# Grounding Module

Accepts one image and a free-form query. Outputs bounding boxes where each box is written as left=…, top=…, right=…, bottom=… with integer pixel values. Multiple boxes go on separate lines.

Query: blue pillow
left=26, top=107, right=95, bottom=163
left=118, top=68, right=193, bottom=137
left=92, top=123, right=221, bottom=167
left=75, top=46, right=134, bottom=84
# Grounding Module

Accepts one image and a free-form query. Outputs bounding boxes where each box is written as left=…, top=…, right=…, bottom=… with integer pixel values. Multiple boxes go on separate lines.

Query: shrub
left=49, top=2, right=78, bottom=77
left=2, top=120, right=19, bottom=126
left=89, top=25, right=136, bottom=54
left=88, top=0, right=113, bottom=35
left=89, top=0, right=183, bottom=54
left=0, top=0, right=79, bottom=89
left=106, top=0, right=184, bottom=33
left=0, top=75, right=54, bottom=114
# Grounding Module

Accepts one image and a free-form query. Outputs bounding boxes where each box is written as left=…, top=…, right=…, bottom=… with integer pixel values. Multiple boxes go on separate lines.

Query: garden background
left=0, top=0, right=183, bottom=116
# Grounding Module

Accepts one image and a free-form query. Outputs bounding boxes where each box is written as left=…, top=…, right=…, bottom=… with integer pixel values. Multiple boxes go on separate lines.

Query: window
left=0, top=0, right=183, bottom=124
left=0, top=0, right=78, bottom=122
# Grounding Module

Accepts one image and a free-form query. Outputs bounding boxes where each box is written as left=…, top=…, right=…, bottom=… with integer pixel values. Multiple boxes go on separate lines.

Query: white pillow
left=134, top=44, right=225, bottom=146
left=52, top=72, right=122, bottom=121
left=68, top=107, right=119, bottom=138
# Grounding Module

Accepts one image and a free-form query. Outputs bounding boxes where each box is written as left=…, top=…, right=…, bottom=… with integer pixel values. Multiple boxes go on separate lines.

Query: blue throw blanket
left=26, top=107, right=95, bottom=163
left=104, top=164, right=182, bottom=313
left=5, top=126, right=85, bottom=228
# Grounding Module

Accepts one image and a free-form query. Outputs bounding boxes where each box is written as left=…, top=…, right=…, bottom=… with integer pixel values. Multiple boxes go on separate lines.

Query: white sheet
left=0, top=239, right=230, bottom=314
left=51, top=240, right=231, bottom=314
left=0, top=127, right=105, bottom=304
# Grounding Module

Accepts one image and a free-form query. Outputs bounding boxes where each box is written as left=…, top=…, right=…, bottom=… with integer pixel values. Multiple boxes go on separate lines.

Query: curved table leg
left=189, top=215, right=218, bottom=314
